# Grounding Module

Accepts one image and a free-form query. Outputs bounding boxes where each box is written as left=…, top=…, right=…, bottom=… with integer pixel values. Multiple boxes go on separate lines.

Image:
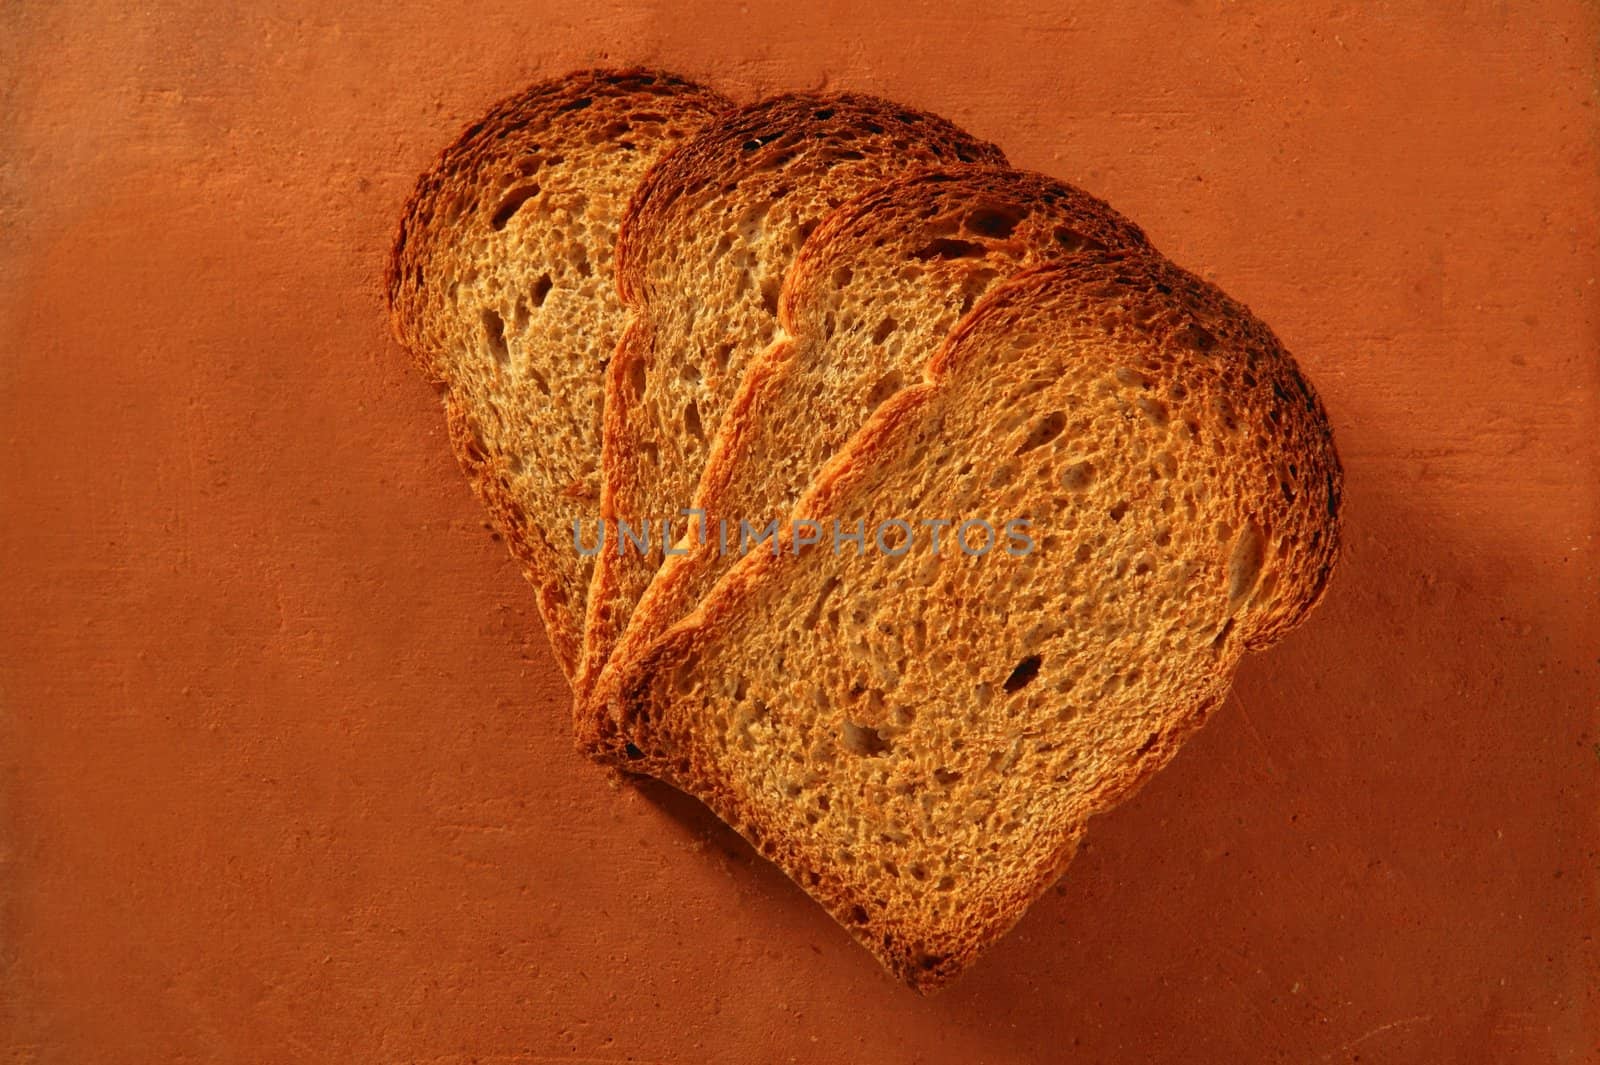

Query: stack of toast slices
left=387, top=67, right=1343, bottom=991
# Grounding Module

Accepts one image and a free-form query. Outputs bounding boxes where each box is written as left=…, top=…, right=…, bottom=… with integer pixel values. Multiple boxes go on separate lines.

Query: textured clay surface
left=2, top=2, right=1596, bottom=1062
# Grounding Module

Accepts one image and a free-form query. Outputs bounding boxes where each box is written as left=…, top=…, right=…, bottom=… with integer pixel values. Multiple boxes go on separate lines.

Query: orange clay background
left=3, top=2, right=1598, bottom=1061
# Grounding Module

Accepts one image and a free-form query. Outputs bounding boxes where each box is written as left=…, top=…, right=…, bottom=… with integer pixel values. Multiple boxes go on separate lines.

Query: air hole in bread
left=1003, top=655, right=1042, bottom=693
left=595, top=118, right=631, bottom=143
left=912, top=237, right=987, bottom=261
left=1053, top=225, right=1107, bottom=253
left=848, top=904, right=869, bottom=924
left=1227, top=520, right=1265, bottom=606
left=529, top=273, right=553, bottom=308
left=870, top=315, right=897, bottom=345
left=1108, top=499, right=1130, bottom=522
left=842, top=720, right=892, bottom=757
left=1138, top=397, right=1169, bottom=426
left=490, top=184, right=540, bottom=230
left=1276, top=460, right=1298, bottom=501
left=962, top=204, right=1023, bottom=239
left=760, top=277, right=781, bottom=316
left=1016, top=411, right=1066, bottom=454
left=557, top=96, right=592, bottom=113
left=1060, top=460, right=1095, bottom=492
left=1214, top=396, right=1239, bottom=434
left=958, top=269, right=1001, bottom=316
left=803, top=576, right=841, bottom=630
left=933, top=767, right=963, bottom=786
left=684, top=398, right=704, bottom=442
left=865, top=368, right=904, bottom=409
left=480, top=308, right=509, bottom=365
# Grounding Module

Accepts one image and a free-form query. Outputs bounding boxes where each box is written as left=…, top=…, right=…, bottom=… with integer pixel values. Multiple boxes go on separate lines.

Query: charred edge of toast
left=777, top=165, right=1151, bottom=326
left=385, top=67, right=731, bottom=368
left=613, top=91, right=1008, bottom=307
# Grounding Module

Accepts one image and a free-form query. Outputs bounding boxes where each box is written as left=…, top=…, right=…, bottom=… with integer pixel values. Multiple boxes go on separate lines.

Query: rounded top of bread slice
left=616, top=90, right=1008, bottom=309
left=387, top=68, right=730, bottom=367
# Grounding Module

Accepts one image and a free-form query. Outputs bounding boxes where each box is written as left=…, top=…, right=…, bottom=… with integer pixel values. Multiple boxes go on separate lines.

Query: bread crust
left=607, top=251, right=1342, bottom=990
left=386, top=70, right=730, bottom=680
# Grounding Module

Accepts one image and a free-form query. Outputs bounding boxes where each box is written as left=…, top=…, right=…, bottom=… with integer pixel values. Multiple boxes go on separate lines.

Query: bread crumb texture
left=616, top=250, right=1341, bottom=989
left=582, top=93, right=1006, bottom=695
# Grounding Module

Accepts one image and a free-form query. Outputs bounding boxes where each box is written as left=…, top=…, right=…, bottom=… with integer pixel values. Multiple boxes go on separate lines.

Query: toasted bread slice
left=584, top=167, right=1151, bottom=764
left=387, top=70, right=729, bottom=680
left=579, top=93, right=1006, bottom=697
left=609, top=251, right=1342, bottom=989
